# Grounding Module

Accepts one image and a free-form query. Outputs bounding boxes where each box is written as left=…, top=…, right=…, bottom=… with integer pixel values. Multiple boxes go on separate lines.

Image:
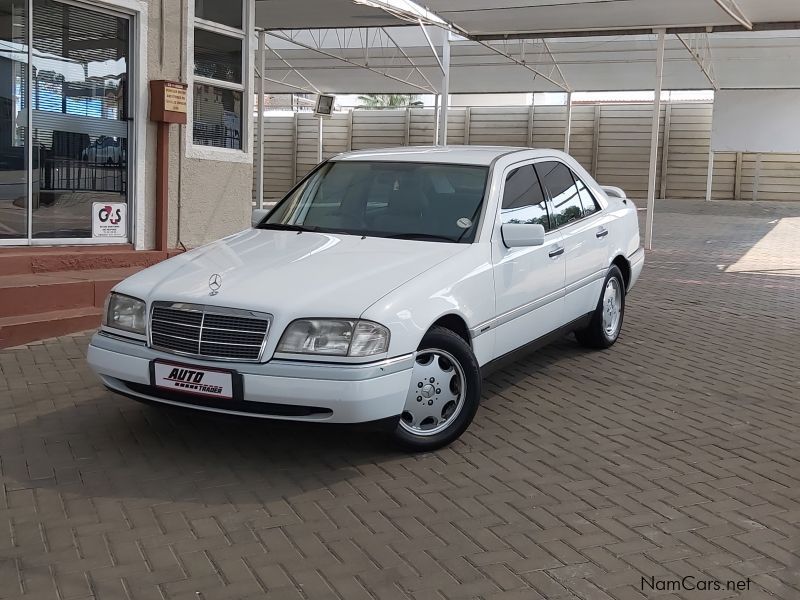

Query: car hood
left=115, top=229, right=465, bottom=318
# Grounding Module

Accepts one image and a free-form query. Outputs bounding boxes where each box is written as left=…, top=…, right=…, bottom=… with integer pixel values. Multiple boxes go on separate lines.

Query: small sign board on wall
left=163, top=82, right=187, bottom=113
left=92, top=202, right=127, bottom=238
left=150, top=80, right=188, bottom=124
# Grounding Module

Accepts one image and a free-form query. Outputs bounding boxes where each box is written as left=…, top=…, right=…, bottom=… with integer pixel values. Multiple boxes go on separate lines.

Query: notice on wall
left=164, top=82, right=187, bottom=114
left=92, top=202, right=127, bottom=238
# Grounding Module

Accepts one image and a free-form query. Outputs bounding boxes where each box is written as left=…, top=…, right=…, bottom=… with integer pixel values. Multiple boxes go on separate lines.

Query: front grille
left=150, top=303, right=271, bottom=361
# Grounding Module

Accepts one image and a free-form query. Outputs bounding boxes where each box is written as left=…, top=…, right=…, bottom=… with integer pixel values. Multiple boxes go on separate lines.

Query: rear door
left=491, top=163, right=566, bottom=358
left=535, top=160, right=609, bottom=323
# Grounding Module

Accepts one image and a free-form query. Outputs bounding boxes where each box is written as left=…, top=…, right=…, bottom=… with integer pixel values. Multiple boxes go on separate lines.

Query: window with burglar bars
left=192, top=0, right=245, bottom=150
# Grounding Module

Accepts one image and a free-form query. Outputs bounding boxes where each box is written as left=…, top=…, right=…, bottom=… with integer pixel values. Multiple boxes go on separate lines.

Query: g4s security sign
left=92, top=202, right=127, bottom=238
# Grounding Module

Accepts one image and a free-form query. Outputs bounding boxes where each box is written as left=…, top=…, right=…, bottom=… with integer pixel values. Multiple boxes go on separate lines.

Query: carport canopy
left=419, top=0, right=800, bottom=38
left=251, top=0, right=800, bottom=248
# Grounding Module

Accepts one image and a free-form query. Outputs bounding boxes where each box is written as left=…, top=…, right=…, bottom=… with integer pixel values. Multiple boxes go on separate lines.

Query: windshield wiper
left=256, top=223, right=318, bottom=232
left=383, top=233, right=458, bottom=243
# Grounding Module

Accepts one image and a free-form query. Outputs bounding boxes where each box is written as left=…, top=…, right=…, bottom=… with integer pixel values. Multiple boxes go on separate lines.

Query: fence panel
left=352, top=110, right=407, bottom=149
left=467, top=107, right=529, bottom=147
left=595, top=104, right=665, bottom=198
left=252, top=115, right=294, bottom=202
left=254, top=102, right=800, bottom=203
left=666, top=103, right=734, bottom=200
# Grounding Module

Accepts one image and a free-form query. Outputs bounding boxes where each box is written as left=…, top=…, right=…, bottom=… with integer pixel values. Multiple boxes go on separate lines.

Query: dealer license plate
left=153, top=361, right=234, bottom=399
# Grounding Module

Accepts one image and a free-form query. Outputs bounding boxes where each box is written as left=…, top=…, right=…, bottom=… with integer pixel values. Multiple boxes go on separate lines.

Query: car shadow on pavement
left=0, top=334, right=600, bottom=511
left=0, top=391, right=409, bottom=507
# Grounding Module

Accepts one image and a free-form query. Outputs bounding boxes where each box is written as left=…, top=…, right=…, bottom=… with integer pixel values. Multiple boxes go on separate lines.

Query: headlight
left=277, top=319, right=389, bottom=357
left=103, top=293, right=146, bottom=335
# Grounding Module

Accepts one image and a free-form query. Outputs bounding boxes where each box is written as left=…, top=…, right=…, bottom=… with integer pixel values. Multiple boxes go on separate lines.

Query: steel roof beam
left=263, top=38, right=322, bottom=94
left=472, top=38, right=570, bottom=91
left=471, top=21, right=800, bottom=41
left=676, top=32, right=719, bottom=91
left=381, top=26, right=437, bottom=91
left=265, top=29, right=437, bottom=93
left=713, top=0, right=753, bottom=30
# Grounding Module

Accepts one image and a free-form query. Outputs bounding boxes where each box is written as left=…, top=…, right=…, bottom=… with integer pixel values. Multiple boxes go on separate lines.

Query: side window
left=573, top=174, right=600, bottom=217
left=536, top=161, right=583, bottom=227
left=500, top=165, right=551, bottom=230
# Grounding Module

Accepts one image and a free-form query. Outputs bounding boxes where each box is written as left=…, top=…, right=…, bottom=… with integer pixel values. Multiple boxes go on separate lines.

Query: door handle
left=596, top=229, right=609, bottom=238
left=548, top=247, right=564, bottom=258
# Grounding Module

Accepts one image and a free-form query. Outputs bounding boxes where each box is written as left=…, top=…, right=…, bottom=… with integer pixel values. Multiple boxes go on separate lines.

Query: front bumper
left=87, top=333, right=413, bottom=423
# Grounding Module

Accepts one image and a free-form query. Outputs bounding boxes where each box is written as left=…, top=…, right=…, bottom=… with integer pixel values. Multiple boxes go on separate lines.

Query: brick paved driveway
left=1, top=200, right=799, bottom=600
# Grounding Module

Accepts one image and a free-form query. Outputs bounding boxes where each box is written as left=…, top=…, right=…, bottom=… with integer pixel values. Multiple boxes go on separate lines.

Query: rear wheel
left=393, top=327, right=481, bottom=451
left=575, top=265, right=626, bottom=349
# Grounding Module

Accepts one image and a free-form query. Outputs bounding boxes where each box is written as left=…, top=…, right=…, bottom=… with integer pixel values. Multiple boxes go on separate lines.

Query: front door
left=0, top=0, right=132, bottom=245
left=491, top=162, right=566, bottom=358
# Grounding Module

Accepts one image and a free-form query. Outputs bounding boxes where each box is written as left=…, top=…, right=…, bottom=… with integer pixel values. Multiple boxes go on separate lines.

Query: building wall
left=133, top=0, right=253, bottom=249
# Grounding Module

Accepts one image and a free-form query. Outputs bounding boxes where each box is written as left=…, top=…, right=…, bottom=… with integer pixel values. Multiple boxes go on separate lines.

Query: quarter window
left=536, top=161, right=583, bottom=227
left=192, top=0, right=246, bottom=150
left=574, top=175, right=600, bottom=217
left=501, top=165, right=551, bottom=230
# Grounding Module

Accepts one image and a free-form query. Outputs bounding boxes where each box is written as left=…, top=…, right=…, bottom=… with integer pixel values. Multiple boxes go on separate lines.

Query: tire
left=575, top=265, right=626, bottom=349
left=392, top=326, right=481, bottom=452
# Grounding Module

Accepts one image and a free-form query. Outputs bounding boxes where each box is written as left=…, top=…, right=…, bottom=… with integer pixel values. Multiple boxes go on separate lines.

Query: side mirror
left=501, top=223, right=546, bottom=248
left=251, top=208, right=269, bottom=227
left=601, top=185, right=627, bottom=200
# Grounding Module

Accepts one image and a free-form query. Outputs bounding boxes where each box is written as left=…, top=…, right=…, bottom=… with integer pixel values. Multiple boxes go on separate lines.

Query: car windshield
left=260, top=161, right=490, bottom=243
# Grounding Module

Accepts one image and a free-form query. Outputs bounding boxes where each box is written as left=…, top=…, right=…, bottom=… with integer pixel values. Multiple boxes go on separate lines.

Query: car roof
left=332, top=145, right=570, bottom=166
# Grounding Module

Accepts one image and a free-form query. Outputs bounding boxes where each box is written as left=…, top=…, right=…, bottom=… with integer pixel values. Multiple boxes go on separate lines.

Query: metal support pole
left=433, top=94, right=439, bottom=145
left=659, top=103, right=672, bottom=199
left=438, top=33, right=450, bottom=146
left=704, top=98, right=715, bottom=202
left=563, top=92, right=573, bottom=153
left=318, top=117, right=323, bottom=163
left=292, top=113, right=298, bottom=183
left=256, top=30, right=266, bottom=210
left=644, top=29, right=666, bottom=251
left=591, top=104, right=600, bottom=177
left=527, top=102, right=535, bottom=147
left=705, top=150, right=715, bottom=202
left=347, top=110, right=353, bottom=151
left=753, top=153, right=762, bottom=201
left=734, top=152, right=743, bottom=200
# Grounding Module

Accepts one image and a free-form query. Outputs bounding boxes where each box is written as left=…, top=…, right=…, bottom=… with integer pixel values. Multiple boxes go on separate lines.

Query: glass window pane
left=574, top=175, right=599, bottom=216
left=536, top=161, right=583, bottom=227
left=266, top=162, right=489, bottom=243
left=0, top=0, right=29, bottom=239
left=31, top=0, right=129, bottom=239
left=195, top=0, right=243, bottom=29
left=193, top=83, right=242, bottom=149
left=194, top=28, right=242, bottom=84
left=501, top=165, right=550, bottom=230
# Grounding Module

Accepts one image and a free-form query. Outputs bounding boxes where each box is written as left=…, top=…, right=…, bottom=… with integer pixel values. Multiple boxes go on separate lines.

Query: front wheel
left=575, top=265, right=626, bottom=349
left=393, top=327, right=481, bottom=452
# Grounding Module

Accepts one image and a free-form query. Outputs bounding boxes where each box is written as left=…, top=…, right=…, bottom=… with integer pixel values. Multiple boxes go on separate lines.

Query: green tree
left=356, top=94, right=424, bottom=109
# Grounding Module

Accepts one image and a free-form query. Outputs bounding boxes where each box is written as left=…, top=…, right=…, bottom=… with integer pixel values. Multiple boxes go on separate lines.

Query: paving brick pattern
left=1, top=199, right=799, bottom=600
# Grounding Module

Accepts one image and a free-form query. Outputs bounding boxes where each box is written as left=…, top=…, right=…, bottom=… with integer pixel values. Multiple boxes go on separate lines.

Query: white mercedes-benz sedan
left=88, top=146, right=643, bottom=451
